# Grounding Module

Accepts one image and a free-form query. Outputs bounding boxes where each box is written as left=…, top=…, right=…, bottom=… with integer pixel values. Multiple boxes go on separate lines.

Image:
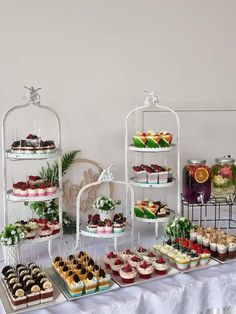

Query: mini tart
left=137, top=261, right=154, bottom=279
left=119, top=264, right=137, bottom=284
left=104, top=252, right=117, bottom=269
left=110, top=258, right=124, bottom=276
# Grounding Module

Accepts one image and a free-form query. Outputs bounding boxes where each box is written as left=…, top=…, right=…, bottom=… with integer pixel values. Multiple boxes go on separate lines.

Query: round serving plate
left=129, top=178, right=175, bottom=188
left=6, top=148, right=62, bottom=160
left=128, top=144, right=176, bottom=153
left=7, top=188, right=62, bottom=202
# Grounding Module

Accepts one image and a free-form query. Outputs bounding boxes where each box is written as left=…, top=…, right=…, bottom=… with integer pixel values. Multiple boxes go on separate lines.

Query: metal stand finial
left=144, top=90, right=158, bottom=106
left=23, top=86, right=42, bottom=105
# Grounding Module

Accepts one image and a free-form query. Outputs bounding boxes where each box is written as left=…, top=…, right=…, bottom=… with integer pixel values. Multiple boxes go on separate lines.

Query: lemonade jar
left=211, top=156, right=235, bottom=199
left=182, top=159, right=211, bottom=204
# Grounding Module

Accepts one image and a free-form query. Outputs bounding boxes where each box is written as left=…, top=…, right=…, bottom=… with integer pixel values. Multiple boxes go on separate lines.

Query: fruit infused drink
left=182, top=159, right=211, bottom=204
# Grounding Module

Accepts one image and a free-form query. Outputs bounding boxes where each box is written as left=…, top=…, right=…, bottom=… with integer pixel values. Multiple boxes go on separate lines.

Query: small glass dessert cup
left=199, top=249, right=211, bottom=266
left=153, top=257, right=169, bottom=275
left=110, top=258, right=124, bottom=276
left=143, top=251, right=156, bottom=263
left=188, top=253, right=200, bottom=268
left=118, top=248, right=134, bottom=262
left=137, top=261, right=154, bottom=279
left=119, top=264, right=137, bottom=284
left=128, top=255, right=142, bottom=268
left=175, top=255, right=190, bottom=271
left=104, top=252, right=117, bottom=269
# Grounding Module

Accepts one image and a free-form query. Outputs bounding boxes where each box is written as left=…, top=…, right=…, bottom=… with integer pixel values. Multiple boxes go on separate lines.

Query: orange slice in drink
left=194, top=167, right=209, bottom=183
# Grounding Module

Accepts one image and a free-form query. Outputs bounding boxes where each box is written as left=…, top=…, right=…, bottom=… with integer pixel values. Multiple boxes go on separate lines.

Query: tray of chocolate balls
left=0, top=263, right=66, bottom=314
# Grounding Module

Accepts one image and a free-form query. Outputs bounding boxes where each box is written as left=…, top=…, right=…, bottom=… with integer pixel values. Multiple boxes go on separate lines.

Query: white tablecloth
left=1, top=233, right=236, bottom=314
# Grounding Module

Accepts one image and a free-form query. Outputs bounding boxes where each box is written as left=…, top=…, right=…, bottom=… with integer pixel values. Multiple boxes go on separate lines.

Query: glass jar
left=182, top=159, right=211, bottom=204
left=211, top=156, right=235, bottom=198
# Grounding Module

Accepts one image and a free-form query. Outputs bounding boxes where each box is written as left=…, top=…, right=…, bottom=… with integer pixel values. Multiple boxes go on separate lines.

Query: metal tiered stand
left=1, top=87, right=63, bottom=258
left=125, top=91, right=180, bottom=239
left=181, top=194, right=236, bottom=229
left=74, top=167, right=134, bottom=251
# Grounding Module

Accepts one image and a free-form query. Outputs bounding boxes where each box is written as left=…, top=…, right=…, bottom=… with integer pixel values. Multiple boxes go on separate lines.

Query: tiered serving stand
left=74, top=167, right=134, bottom=251
left=1, top=87, right=63, bottom=257
left=125, top=91, right=181, bottom=238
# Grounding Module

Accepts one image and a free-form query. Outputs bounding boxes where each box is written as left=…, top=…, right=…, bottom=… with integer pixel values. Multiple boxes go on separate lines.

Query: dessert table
left=1, top=230, right=236, bottom=314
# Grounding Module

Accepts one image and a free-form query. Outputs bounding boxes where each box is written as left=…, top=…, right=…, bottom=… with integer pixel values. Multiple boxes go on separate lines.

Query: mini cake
left=87, top=222, right=97, bottom=233
left=79, top=268, right=87, bottom=281
left=199, top=249, right=211, bottom=266
left=146, top=131, right=161, bottom=148
left=137, top=261, right=154, bottom=279
left=45, top=182, right=56, bottom=195
left=25, top=227, right=36, bottom=240
left=84, top=272, right=97, bottom=294
left=28, top=186, right=38, bottom=197
left=119, top=264, right=137, bottom=283
left=92, top=265, right=100, bottom=277
left=113, top=221, right=123, bottom=233
left=143, top=251, right=156, bottom=263
left=133, top=166, right=147, bottom=183
left=209, top=240, right=218, bottom=257
left=66, top=273, right=84, bottom=297
left=97, top=269, right=111, bottom=291
left=153, top=257, right=169, bottom=275
left=228, top=241, right=236, bottom=259
left=40, top=279, right=53, bottom=303
left=110, top=258, right=124, bottom=276
left=49, top=221, right=61, bottom=235
left=217, top=241, right=228, bottom=261
left=105, top=220, right=113, bottom=234
left=128, top=255, right=142, bottom=268
left=132, top=132, right=147, bottom=148
left=38, top=225, right=52, bottom=237
left=38, top=183, right=46, bottom=197
left=97, top=221, right=106, bottom=234
left=26, top=134, right=39, bottom=145
left=26, top=283, right=41, bottom=306
left=28, top=175, right=43, bottom=185
left=87, top=258, right=95, bottom=272
left=188, top=252, right=200, bottom=268
left=175, top=255, right=190, bottom=271
left=146, top=167, right=158, bottom=184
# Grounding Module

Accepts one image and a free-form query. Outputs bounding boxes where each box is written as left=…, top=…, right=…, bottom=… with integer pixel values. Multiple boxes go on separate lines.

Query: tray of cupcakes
left=48, top=251, right=119, bottom=300
left=190, top=227, right=236, bottom=264
left=0, top=263, right=66, bottom=314
left=102, top=247, right=179, bottom=287
left=154, top=239, right=220, bottom=273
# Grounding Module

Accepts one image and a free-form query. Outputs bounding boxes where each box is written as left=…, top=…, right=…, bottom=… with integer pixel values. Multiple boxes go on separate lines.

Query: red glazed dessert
left=38, top=225, right=52, bottom=237
left=153, top=257, right=169, bottom=275
left=137, top=261, right=154, bottom=279
left=103, top=252, right=117, bottom=269
left=110, top=258, right=124, bottom=276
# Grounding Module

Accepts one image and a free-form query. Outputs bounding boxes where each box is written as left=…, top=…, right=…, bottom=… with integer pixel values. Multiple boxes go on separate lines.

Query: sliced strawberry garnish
left=131, top=256, right=140, bottom=262
left=157, top=257, right=165, bottom=264
left=140, top=261, right=148, bottom=269
left=114, top=258, right=123, bottom=265
left=107, top=252, right=116, bottom=258
left=124, top=264, right=132, bottom=272
left=147, top=251, right=156, bottom=257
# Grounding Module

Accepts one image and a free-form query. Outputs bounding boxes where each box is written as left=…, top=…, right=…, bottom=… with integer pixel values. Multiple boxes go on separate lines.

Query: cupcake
left=175, top=254, right=190, bottom=271
left=110, top=258, right=124, bottom=276
left=217, top=242, right=228, bottom=261
left=132, top=131, right=147, bottom=148
left=97, top=221, right=105, bottom=234
left=66, top=273, right=84, bottom=297
left=137, top=261, right=154, bottom=279
left=199, top=248, right=211, bottom=266
left=97, top=269, right=111, bottom=291
left=143, top=251, right=156, bottom=263
left=128, top=255, right=142, bottom=268
left=84, top=272, right=97, bottom=294
left=105, top=220, right=113, bottom=234
left=136, top=247, right=147, bottom=257
left=153, top=257, right=169, bottom=275
left=104, top=251, right=117, bottom=269
left=188, top=252, right=200, bottom=268
left=119, top=264, right=137, bottom=284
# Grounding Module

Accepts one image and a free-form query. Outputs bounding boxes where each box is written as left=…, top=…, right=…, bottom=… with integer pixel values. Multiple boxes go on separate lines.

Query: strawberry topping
left=114, top=258, right=123, bottom=265
left=157, top=257, right=166, bottom=264
left=107, top=252, right=116, bottom=259
left=124, top=264, right=132, bottom=273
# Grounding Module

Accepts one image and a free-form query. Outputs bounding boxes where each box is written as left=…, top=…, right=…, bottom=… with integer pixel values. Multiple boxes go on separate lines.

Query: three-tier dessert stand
left=2, top=87, right=63, bottom=258
left=125, top=91, right=180, bottom=239
left=74, top=167, right=134, bottom=251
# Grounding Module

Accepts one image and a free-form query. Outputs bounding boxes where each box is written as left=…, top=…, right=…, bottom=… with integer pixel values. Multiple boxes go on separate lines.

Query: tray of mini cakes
left=154, top=238, right=220, bottom=273
left=102, top=247, right=179, bottom=287
left=0, top=263, right=66, bottom=314
left=190, top=226, right=236, bottom=264
left=134, top=199, right=172, bottom=222
left=130, top=130, right=175, bottom=152
left=48, top=251, right=119, bottom=300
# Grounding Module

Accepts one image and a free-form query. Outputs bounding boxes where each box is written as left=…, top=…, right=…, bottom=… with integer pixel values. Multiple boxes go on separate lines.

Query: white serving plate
left=80, top=229, right=129, bottom=239
left=47, top=267, right=119, bottom=301
left=22, top=232, right=62, bottom=244
left=135, top=216, right=171, bottom=223
left=6, top=149, right=62, bottom=161
left=7, top=189, right=62, bottom=202
left=104, top=266, right=179, bottom=288
left=0, top=270, right=66, bottom=314
left=129, top=178, right=175, bottom=188
left=176, top=258, right=220, bottom=273
left=128, top=144, right=176, bottom=153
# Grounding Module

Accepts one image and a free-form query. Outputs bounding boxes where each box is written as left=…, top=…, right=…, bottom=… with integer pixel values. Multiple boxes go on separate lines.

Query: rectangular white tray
left=177, top=258, right=220, bottom=273
left=47, top=267, right=120, bottom=301
left=0, top=270, right=66, bottom=314
left=104, top=266, right=179, bottom=287
left=211, top=256, right=236, bottom=264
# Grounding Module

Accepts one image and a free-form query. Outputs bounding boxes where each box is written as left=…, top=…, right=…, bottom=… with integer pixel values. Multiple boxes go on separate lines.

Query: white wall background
left=0, top=0, right=236, bottom=223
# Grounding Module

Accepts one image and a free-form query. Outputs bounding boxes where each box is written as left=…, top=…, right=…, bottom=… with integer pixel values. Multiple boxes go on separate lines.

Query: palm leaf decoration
left=39, top=150, right=80, bottom=185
